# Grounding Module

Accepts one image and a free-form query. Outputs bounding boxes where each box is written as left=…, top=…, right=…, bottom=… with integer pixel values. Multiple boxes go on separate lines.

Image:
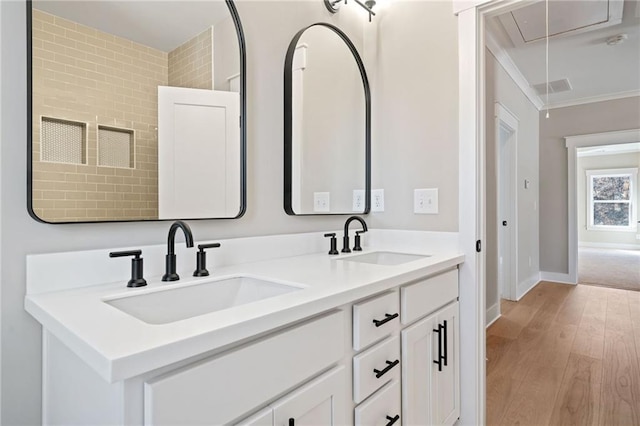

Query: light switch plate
left=353, top=189, right=365, bottom=212
left=313, top=192, right=330, bottom=212
left=371, top=189, right=384, bottom=212
left=414, top=188, right=438, bottom=214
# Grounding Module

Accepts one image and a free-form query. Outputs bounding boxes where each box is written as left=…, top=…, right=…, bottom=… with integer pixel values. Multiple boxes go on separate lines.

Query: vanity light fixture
left=324, top=0, right=376, bottom=22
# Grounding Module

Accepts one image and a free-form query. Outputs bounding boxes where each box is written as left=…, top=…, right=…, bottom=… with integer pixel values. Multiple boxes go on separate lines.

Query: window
left=586, top=168, right=637, bottom=231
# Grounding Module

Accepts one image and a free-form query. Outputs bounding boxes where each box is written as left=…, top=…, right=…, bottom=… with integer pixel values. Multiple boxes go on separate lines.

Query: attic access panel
left=498, top=0, right=624, bottom=46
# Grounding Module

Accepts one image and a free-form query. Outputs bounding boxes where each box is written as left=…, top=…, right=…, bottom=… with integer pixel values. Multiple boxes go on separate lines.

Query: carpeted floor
left=578, top=247, right=640, bottom=291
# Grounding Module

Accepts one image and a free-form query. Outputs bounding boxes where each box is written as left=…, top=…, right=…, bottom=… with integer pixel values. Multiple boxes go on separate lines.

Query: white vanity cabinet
left=34, top=254, right=463, bottom=426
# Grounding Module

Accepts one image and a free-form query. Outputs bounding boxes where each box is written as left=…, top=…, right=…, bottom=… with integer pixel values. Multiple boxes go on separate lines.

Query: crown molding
left=546, top=90, right=640, bottom=110
left=485, top=30, right=545, bottom=110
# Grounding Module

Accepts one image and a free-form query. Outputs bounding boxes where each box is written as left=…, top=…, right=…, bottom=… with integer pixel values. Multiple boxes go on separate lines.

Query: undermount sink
left=104, top=276, right=303, bottom=324
left=339, top=251, right=430, bottom=266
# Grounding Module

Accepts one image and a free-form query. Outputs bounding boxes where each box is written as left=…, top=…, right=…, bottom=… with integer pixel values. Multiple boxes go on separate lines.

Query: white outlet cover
left=353, top=189, right=365, bottom=212
left=414, top=188, right=438, bottom=214
left=313, top=192, right=330, bottom=213
left=371, top=189, right=384, bottom=212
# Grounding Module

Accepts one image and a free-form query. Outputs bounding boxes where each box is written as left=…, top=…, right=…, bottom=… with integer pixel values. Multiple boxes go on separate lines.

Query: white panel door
left=272, top=366, right=347, bottom=426
left=158, top=86, right=240, bottom=219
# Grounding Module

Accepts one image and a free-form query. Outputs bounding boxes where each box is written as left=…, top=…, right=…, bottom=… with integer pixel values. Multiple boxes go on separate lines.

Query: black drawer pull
left=433, top=323, right=444, bottom=372
left=374, top=359, right=399, bottom=378
left=385, top=414, right=400, bottom=426
left=442, top=319, right=448, bottom=367
left=289, top=418, right=294, bottom=426
left=373, top=313, right=398, bottom=327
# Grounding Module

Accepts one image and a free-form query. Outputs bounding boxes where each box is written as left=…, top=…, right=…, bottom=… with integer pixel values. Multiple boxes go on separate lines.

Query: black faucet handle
left=109, top=250, right=147, bottom=288
left=354, top=231, right=366, bottom=251
left=324, top=233, right=339, bottom=255
left=109, top=250, right=142, bottom=259
left=194, top=242, right=221, bottom=277
left=198, top=243, right=221, bottom=250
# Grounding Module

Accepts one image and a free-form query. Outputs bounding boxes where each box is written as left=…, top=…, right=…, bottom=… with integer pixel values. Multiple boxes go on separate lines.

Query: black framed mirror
left=284, top=23, right=371, bottom=215
left=27, top=0, right=246, bottom=223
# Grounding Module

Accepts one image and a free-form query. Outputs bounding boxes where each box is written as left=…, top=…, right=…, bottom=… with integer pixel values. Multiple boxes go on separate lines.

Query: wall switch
left=414, top=188, right=438, bottom=214
left=313, top=192, right=330, bottom=212
left=636, top=234, right=640, bottom=240
left=353, top=189, right=365, bottom=212
left=371, top=189, right=384, bottom=212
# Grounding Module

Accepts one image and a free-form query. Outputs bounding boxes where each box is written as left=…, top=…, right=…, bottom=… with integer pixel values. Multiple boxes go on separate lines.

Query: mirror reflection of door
left=29, top=0, right=243, bottom=223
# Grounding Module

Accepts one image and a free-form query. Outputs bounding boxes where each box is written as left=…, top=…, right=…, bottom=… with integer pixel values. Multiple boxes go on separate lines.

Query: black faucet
left=342, top=216, right=368, bottom=253
left=162, top=220, right=194, bottom=281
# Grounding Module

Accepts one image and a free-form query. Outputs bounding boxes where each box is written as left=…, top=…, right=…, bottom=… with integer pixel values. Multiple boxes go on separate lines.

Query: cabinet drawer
left=353, top=291, right=399, bottom=351
left=353, top=336, right=400, bottom=403
left=355, top=380, right=401, bottom=426
left=401, top=269, right=458, bottom=325
left=144, top=311, right=345, bottom=425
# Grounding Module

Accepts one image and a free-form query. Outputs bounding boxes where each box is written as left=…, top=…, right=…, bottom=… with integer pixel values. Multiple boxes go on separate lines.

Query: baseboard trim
left=517, top=273, right=541, bottom=300
left=486, top=302, right=501, bottom=328
left=579, top=241, right=640, bottom=250
left=540, top=271, right=575, bottom=284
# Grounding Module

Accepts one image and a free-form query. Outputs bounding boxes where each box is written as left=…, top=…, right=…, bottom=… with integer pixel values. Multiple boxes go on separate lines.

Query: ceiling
left=33, top=1, right=230, bottom=52
left=488, top=0, right=640, bottom=109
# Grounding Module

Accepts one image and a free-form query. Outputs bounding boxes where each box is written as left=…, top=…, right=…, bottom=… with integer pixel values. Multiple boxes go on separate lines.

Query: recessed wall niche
left=40, top=117, right=87, bottom=165
left=98, top=126, right=135, bottom=169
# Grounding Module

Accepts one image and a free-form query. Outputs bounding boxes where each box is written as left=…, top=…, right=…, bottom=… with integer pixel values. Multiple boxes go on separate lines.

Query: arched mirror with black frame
left=27, top=0, right=246, bottom=223
left=284, top=23, right=371, bottom=216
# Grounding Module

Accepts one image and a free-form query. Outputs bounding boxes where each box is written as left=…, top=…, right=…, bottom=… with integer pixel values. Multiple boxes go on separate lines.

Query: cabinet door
left=235, top=407, right=273, bottom=426
left=432, top=302, right=459, bottom=425
left=401, top=301, right=459, bottom=426
left=401, top=312, right=436, bottom=425
left=272, top=366, right=347, bottom=426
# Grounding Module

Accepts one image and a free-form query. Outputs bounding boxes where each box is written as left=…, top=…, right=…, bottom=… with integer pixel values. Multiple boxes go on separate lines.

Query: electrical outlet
left=313, top=192, right=330, bottom=213
left=371, top=189, right=384, bottom=212
left=414, top=188, right=438, bottom=214
left=353, top=189, right=365, bottom=212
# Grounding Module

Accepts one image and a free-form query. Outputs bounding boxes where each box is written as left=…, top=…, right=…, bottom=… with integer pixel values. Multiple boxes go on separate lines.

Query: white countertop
left=26, top=238, right=463, bottom=383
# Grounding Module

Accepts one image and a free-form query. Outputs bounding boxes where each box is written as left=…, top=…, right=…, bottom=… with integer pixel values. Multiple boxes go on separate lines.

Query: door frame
left=565, top=128, right=640, bottom=283
left=495, top=102, right=518, bottom=301
left=457, top=1, right=527, bottom=424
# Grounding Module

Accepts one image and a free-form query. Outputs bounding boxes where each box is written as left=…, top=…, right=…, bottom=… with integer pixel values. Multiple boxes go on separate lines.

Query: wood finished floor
left=487, top=281, right=640, bottom=426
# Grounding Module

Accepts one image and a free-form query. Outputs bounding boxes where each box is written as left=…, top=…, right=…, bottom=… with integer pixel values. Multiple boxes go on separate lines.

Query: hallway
left=487, top=281, right=640, bottom=425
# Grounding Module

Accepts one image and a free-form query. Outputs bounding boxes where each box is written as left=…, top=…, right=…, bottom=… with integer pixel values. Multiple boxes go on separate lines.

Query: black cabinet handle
left=373, top=313, right=398, bottom=327
left=443, top=319, right=448, bottom=367
left=289, top=418, right=294, bottom=426
left=433, top=323, right=444, bottom=371
left=374, top=359, right=399, bottom=378
left=385, top=414, right=400, bottom=426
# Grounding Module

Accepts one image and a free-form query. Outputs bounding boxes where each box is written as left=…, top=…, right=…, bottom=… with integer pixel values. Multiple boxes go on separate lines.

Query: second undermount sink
left=339, top=251, right=430, bottom=266
left=104, top=276, right=303, bottom=325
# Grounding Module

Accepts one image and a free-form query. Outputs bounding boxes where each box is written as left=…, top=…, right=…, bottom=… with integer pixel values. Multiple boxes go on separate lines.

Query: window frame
left=586, top=168, right=638, bottom=232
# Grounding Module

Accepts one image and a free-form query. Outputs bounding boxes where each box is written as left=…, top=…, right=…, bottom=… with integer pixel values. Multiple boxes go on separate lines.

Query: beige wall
left=539, top=96, right=640, bottom=274
left=485, top=49, right=540, bottom=313
left=370, top=0, right=458, bottom=231
left=168, top=27, right=213, bottom=90
left=577, top=152, right=640, bottom=246
left=31, top=9, right=165, bottom=222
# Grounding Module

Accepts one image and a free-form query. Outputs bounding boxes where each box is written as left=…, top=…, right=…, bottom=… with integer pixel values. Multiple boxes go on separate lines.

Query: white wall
left=485, top=49, right=540, bottom=319
left=1, top=1, right=461, bottom=423
left=371, top=0, right=459, bottom=231
left=539, top=96, right=640, bottom=274
left=577, top=151, right=640, bottom=247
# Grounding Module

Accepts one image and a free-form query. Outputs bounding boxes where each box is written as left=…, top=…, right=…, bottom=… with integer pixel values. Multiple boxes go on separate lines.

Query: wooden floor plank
left=498, top=322, right=578, bottom=426
left=487, top=283, right=640, bottom=426
left=600, top=288, right=640, bottom=425
left=548, top=353, right=602, bottom=426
